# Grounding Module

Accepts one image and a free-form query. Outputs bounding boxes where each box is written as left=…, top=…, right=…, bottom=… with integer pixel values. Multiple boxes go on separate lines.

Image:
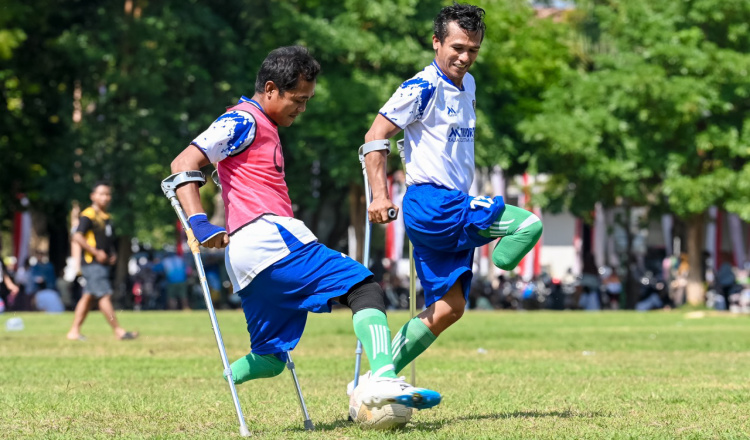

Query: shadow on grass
left=296, top=410, right=611, bottom=432
left=410, top=410, right=612, bottom=431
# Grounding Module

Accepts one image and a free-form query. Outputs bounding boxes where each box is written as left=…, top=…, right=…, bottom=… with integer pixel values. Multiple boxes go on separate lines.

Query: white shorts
left=224, top=215, right=317, bottom=291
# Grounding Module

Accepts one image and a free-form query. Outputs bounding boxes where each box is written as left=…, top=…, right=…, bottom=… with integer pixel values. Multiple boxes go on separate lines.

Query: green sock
left=224, top=352, right=285, bottom=385
left=352, top=309, right=398, bottom=379
left=479, top=204, right=543, bottom=271
left=391, top=317, right=437, bottom=374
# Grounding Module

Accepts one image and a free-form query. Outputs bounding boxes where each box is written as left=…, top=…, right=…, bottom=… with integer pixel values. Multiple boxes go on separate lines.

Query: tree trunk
left=47, top=203, right=71, bottom=279
left=685, top=214, right=706, bottom=305
left=349, top=182, right=366, bottom=262
left=623, top=205, right=639, bottom=309
left=114, top=235, right=133, bottom=309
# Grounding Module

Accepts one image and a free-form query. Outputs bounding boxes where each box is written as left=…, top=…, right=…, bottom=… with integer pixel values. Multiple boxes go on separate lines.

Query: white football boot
left=351, top=374, right=441, bottom=410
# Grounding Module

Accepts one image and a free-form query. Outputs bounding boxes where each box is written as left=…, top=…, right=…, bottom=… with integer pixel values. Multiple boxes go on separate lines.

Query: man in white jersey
left=361, top=3, right=543, bottom=377
left=169, top=46, right=440, bottom=420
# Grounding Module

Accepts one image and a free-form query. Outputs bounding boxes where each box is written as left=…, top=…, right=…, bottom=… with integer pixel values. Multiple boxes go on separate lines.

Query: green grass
left=2, top=310, right=749, bottom=439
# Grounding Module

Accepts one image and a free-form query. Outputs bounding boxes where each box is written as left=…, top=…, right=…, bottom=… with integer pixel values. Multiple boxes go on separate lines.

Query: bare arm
left=3, top=273, right=19, bottom=296
left=170, top=145, right=228, bottom=248
left=364, top=115, right=403, bottom=223
left=72, top=232, right=108, bottom=264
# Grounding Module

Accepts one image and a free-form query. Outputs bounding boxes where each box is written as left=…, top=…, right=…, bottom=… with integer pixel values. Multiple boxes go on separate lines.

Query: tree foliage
left=522, top=0, right=750, bottom=220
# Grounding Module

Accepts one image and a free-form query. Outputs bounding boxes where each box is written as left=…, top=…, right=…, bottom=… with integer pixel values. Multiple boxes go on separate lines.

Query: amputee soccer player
left=361, top=4, right=543, bottom=376
left=170, top=46, right=440, bottom=411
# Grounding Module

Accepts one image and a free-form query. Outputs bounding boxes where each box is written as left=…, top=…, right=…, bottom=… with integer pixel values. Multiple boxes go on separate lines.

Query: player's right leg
left=479, top=204, right=542, bottom=270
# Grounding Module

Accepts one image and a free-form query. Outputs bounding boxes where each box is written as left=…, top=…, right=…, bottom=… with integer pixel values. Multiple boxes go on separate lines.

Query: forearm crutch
left=161, top=171, right=251, bottom=437
left=352, top=145, right=396, bottom=391
left=397, top=139, right=418, bottom=386
left=163, top=172, right=314, bottom=432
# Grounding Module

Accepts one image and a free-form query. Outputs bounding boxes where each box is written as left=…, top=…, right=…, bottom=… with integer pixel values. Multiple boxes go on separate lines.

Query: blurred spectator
left=30, top=251, right=57, bottom=294
left=635, top=272, right=667, bottom=311
left=14, top=257, right=33, bottom=296
left=384, top=273, right=410, bottom=310
left=32, top=277, right=65, bottom=313
left=155, top=252, right=190, bottom=310
left=716, top=262, right=737, bottom=310
left=670, top=254, right=689, bottom=307
left=1, top=256, right=20, bottom=310
left=602, top=267, right=622, bottom=310
left=577, top=254, right=601, bottom=310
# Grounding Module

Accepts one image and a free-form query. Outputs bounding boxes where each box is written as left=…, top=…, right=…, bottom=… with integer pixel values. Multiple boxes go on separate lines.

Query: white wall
left=539, top=212, right=577, bottom=279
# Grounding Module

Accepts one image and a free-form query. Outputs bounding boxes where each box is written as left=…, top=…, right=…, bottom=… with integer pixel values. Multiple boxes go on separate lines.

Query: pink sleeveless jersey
left=218, top=101, right=293, bottom=234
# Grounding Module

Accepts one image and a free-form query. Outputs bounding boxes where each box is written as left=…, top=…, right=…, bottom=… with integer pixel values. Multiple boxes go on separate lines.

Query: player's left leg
left=479, top=205, right=542, bottom=270
left=340, top=279, right=441, bottom=410
left=390, top=281, right=464, bottom=374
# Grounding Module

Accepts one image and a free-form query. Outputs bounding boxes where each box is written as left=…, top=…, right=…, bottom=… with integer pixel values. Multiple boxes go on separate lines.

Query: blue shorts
left=238, top=230, right=371, bottom=356
left=403, top=183, right=504, bottom=306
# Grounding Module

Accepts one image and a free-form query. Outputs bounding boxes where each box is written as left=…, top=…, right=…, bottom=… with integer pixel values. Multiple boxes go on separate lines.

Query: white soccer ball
left=349, top=400, right=412, bottom=430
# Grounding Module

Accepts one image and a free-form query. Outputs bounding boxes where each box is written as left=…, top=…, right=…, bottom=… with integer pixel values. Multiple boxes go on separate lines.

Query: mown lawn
left=1, top=309, right=749, bottom=439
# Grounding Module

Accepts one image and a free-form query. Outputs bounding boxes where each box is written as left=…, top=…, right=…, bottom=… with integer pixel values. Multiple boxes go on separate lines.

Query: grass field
left=2, top=309, right=749, bottom=439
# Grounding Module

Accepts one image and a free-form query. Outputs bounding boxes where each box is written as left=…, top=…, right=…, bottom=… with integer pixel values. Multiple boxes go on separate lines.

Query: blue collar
left=431, top=60, right=464, bottom=91
left=237, top=96, right=278, bottom=126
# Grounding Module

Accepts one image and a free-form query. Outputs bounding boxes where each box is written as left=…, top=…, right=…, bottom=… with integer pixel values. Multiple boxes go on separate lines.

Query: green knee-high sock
left=480, top=204, right=543, bottom=271
left=391, top=317, right=437, bottom=374
left=224, top=352, right=285, bottom=385
left=352, top=309, right=398, bottom=379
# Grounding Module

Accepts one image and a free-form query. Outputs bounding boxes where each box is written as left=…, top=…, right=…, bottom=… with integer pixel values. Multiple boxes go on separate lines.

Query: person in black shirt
left=66, top=182, right=138, bottom=341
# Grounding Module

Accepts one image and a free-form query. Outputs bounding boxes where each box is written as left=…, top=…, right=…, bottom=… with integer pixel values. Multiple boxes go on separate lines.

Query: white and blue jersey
left=380, top=61, right=505, bottom=305
left=380, top=60, right=477, bottom=194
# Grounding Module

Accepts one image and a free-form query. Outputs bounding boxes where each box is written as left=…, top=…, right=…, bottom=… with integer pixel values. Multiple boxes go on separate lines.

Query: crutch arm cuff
left=358, top=140, right=391, bottom=162
left=161, top=171, right=207, bottom=197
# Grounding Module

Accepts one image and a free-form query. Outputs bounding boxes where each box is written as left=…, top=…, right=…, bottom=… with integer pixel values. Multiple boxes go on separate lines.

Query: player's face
left=433, top=21, right=482, bottom=87
left=265, top=78, right=316, bottom=127
left=91, top=185, right=111, bottom=210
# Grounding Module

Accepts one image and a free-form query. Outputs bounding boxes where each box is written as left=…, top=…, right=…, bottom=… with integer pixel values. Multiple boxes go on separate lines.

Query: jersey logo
left=273, top=142, right=284, bottom=173
left=447, top=106, right=458, bottom=116
left=448, top=126, right=475, bottom=142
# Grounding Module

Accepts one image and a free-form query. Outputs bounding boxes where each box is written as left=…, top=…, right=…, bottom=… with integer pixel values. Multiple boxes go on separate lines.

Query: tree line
left=1, top=0, right=748, bottom=305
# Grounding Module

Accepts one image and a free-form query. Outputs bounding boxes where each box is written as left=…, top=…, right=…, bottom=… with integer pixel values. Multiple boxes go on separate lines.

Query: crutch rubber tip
left=387, top=208, right=397, bottom=219
left=304, top=420, right=315, bottom=431
left=239, top=426, right=251, bottom=437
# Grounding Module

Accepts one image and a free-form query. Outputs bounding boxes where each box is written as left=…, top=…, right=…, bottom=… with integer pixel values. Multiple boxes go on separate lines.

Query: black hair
left=254, top=46, right=321, bottom=95
left=433, top=2, right=486, bottom=43
left=92, top=180, right=111, bottom=192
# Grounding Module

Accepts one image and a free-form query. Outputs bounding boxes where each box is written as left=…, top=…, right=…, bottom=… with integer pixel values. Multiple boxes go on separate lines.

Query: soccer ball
left=349, top=400, right=412, bottom=430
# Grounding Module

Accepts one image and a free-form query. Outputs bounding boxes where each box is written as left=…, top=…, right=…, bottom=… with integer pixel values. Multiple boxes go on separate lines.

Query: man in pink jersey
left=169, top=46, right=440, bottom=416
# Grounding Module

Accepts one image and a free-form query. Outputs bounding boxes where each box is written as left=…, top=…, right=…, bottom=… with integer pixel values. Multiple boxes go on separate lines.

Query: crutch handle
left=387, top=208, right=397, bottom=219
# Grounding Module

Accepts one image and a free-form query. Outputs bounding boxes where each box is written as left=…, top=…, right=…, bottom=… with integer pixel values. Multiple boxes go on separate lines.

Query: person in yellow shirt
left=66, top=182, right=138, bottom=341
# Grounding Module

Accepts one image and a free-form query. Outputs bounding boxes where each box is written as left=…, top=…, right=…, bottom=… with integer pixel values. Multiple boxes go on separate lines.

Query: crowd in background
left=2, top=244, right=750, bottom=315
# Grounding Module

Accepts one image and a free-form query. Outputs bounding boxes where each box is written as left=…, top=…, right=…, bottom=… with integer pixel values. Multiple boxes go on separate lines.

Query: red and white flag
left=13, top=195, right=31, bottom=270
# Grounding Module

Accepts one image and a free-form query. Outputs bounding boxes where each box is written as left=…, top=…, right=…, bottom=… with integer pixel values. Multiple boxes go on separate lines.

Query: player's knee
left=442, top=286, right=466, bottom=323
left=265, top=355, right=286, bottom=378
left=525, top=215, right=543, bottom=242
left=448, top=304, right=465, bottom=323
left=339, top=277, right=386, bottom=315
